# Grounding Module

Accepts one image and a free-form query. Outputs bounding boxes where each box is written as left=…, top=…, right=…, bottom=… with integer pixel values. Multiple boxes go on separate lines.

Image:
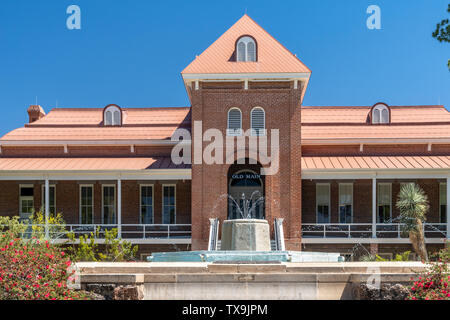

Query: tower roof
left=182, top=14, right=311, bottom=75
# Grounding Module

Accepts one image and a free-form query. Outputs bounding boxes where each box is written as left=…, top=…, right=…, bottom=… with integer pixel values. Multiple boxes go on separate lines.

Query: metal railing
left=5, top=224, right=192, bottom=241
left=301, top=223, right=447, bottom=239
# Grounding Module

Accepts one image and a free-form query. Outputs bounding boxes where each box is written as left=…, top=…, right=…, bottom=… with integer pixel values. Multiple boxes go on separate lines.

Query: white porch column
left=44, top=178, right=50, bottom=240
left=117, top=178, right=122, bottom=238
left=447, top=177, right=450, bottom=239
left=372, top=177, right=377, bottom=238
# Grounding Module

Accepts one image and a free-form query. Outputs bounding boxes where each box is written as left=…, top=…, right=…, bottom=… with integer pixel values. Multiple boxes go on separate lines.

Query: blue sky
left=0, top=0, right=449, bottom=137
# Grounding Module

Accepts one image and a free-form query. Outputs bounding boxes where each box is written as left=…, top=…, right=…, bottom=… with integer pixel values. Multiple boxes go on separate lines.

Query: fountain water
left=148, top=193, right=343, bottom=263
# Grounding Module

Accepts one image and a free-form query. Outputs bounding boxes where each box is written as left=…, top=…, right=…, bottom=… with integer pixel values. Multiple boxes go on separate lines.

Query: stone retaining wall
left=76, top=262, right=426, bottom=300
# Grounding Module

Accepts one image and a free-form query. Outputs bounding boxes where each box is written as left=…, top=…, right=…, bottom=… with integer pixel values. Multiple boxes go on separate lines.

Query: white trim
left=41, top=184, right=56, bottom=214
left=19, top=184, right=34, bottom=219
left=338, top=183, right=353, bottom=223
left=162, top=184, right=176, bottom=224
left=101, top=184, right=116, bottom=224
left=316, top=183, right=330, bottom=224
left=302, top=170, right=450, bottom=180
left=117, top=179, right=122, bottom=238
left=377, top=182, right=392, bottom=223
left=0, top=139, right=180, bottom=147
left=79, top=184, right=94, bottom=224
left=182, top=72, right=311, bottom=81
left=140, top=184, right=155, bottom=224
left=0, top=169, right=192, bottom=181
left=51, top=238, right=192, bottom=245
left=302, top=138, right=450, bottom=145
left=301, top=238, right=447, bottom=244
left=372, top=178, right=376, bottom=238
left=446, top=178, right=450, bottom=239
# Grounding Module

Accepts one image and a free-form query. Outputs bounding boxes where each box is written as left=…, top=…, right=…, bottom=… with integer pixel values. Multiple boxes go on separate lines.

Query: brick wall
left=302, top=179, right=443, bottom=224
left=0, top=180, right=191, bottom=225
left=190, top=80, right=303, bottom=250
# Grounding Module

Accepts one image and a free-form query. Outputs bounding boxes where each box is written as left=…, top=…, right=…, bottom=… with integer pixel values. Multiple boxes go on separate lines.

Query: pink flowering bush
left=0, top=232, right=88, bottom=300
left=407, top=244, right=449, bottom=300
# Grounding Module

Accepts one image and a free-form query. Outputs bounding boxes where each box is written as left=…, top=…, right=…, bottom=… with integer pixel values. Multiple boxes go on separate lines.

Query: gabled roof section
left=301, top=105, right=450, bottom=124
left=0, top=107, right=191, bottom=142
left=182, top=14, right=311, bottom=75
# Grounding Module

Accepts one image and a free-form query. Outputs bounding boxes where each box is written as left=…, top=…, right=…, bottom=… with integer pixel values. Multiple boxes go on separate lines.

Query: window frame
left=371, top=104, right=390, bottom=124
left=162, top=184, right=176, bottom=225
left=103, top=104, right=122, bottom=126
left=377, top=183, right=392, bottom=223
left=227, top=107, right=243, bottom=136
left=440, top=182, right=447, bottom=224
left=79, top=184, right=94, bottom=225
left=250, top=106, right=266, bottom=136
left=101, top=184, right=116, bottom=225
left=19, top=184, right=34, bottom=220
left=236, top=36, right=257, bottom=62
left=338, top=183, right=353, bottom=224
left=316, top=183, right=331, bottom=224
left=140, top=184, right=154, bottom=225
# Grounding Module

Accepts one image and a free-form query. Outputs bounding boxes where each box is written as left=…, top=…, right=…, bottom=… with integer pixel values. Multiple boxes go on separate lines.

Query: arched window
left=103, top=105, right=122, bottom=126
left=251, top=107, right=265, bottom=136
left=236, top=36, right=257, bottom=62
left=371, top=103, right=390, bottom=124
left=227, top=108, right=242, bottom=136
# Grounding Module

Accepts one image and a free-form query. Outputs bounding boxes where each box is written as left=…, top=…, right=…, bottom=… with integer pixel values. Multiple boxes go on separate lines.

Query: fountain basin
left=221, top=219, right=271, bottom=251
left=148, top=251, right=343, bottom=263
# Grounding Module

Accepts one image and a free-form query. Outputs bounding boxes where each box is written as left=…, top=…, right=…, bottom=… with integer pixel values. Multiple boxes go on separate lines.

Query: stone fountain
left=148, top=192, right=343, bottom=263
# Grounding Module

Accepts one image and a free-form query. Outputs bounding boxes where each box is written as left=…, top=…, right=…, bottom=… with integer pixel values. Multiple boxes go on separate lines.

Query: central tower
left=182, top=15, right=311, bottom=250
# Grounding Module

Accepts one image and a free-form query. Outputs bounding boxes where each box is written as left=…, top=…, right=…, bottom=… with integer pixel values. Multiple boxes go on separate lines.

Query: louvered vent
left=251, top=108, right=265, bottom=135
left=227, top=108, right=242, bottom=135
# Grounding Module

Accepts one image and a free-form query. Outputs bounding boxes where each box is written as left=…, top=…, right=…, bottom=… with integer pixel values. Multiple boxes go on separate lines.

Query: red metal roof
left=302, top=156, right=450, bottom=170
left=301, top=105, right=450, bottom=124
left=182, top=14, right=310, bottom=74
left=0, top=157, right=190, bottom=171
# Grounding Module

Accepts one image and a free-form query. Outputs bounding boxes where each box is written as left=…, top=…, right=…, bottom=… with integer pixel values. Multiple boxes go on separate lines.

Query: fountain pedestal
left=221, top=219, right=271, bottom=251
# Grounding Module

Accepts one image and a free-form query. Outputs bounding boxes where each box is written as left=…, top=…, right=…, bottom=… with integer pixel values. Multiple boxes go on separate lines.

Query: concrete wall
left=77, top=261, right=426, bottom=300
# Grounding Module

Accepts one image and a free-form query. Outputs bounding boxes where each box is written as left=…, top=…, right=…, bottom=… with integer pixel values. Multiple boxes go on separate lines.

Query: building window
left=102, top=185, right=116, bottom=224
left=440, top=183, right=447, bottom=224
left=19, top=185, right=34, bottom=221
left=372, top=104, right=390, bottom=124
left=162, top=185, right=176, bottom=224
left=236, top=36, right=256, bottom=62
left=104, top=105, right=122, bottom=126
left=339, top=183, right=353, bottom=223
left=316, top=183, right=330, bottom=223
left=140, top=185, right=154, bottom=224
left=377, top=183, right=392, bottom=223
left=227, top=108, right=242, bottom=136
left=80, top=185, right=94, bottom=224
left=41, top=185, right=56, bottom=215
left=251, top=107, right=265, bottom=136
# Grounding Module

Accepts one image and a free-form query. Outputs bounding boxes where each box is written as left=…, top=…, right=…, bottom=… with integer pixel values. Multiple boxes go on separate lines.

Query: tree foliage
left=432, top=4, right=450, bottom=69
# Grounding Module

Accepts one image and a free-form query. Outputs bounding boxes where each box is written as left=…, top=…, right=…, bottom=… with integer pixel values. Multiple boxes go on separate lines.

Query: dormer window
left=236, top=36, right=257, bottom=62
left=371, top=103, right=390, bottom=124
left=103, top=104, right=122, bottom=126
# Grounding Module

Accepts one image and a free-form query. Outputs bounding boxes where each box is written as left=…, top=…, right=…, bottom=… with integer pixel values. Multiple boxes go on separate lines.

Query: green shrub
left=29, top=211, right=67, bottom=240
left=67, top=227, right=138, bottom=262
left=375, top=251, right=412, bottom=262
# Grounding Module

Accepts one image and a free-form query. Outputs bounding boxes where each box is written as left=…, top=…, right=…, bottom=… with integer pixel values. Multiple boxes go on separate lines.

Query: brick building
left=0, top=15, right=449, bottom=259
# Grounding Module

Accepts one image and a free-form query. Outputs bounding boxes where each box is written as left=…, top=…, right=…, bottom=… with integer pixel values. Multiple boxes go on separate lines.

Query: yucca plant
left=396, top=183, right=429, bottom=262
